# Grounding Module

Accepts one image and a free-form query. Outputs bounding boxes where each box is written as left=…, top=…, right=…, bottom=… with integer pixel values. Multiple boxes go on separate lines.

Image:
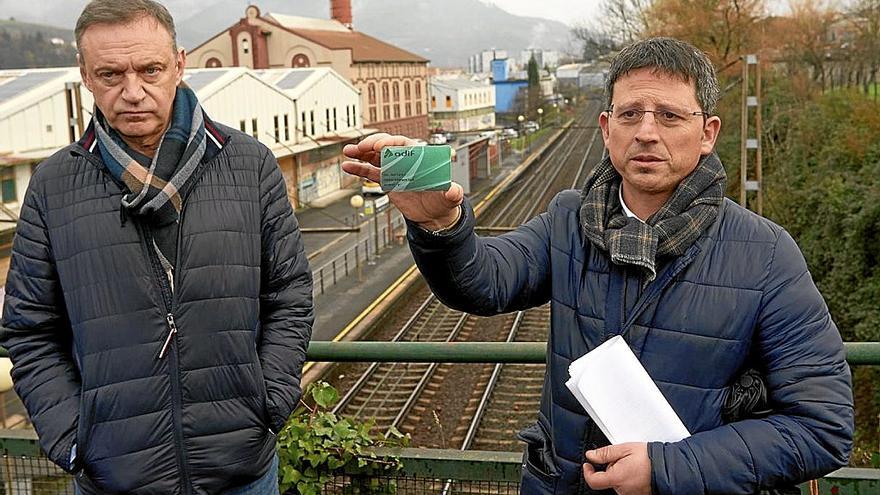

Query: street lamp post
left=349, top=194, right=364, bottom=280
left=537, top=107, right=544, bottom=131
left=517, top=114, right=525, bottom=155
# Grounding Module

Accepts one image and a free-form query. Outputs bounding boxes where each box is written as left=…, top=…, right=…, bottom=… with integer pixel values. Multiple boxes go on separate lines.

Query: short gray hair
left=604, top=37, right=720, bottom=114
left=76, top=0, right=177, bottom=58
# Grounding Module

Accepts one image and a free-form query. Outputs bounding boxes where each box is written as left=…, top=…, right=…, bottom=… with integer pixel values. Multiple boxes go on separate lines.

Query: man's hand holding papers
left=583, top=443, right=651, bottom=495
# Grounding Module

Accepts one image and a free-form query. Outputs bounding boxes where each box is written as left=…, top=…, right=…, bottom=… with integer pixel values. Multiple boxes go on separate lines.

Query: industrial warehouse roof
left=182, top=67, right=293, bottom=103
left=430, top=78, right=492, bottom=91
left=255, top=67, right=359, bottom=100
left=0, top=68, right=79, bottom=116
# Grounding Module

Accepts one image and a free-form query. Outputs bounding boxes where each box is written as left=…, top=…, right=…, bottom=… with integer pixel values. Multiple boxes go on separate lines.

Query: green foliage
left=275, top=381, right=409, bottom=494
left=715, top=75, right=880, bottom=465
left=527, top=56, right=540, bottom=87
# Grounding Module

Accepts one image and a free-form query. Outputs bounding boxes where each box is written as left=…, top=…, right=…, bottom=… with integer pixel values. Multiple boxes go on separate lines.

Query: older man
left=0, top=0, right=313, bottom=493
left=342, top=38, right=852, bottom=494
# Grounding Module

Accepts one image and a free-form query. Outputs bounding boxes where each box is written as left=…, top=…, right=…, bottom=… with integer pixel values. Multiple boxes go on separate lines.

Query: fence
left=311, top=214, right=406, bottom=297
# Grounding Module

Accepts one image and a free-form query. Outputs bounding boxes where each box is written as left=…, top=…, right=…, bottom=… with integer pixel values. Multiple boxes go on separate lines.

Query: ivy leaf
left=311, top=382, right=339, bottom=408
left=280, top=465, right=301, bottom=484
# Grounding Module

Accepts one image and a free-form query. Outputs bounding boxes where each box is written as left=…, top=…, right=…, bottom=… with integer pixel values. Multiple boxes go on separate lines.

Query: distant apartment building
left=468, top=49, right=508, bottom=74
left=428, top=77, right=496, bottom=132
left=520, top=49, right=560, bottom=70
left=187, top=3, right=429, bottom=139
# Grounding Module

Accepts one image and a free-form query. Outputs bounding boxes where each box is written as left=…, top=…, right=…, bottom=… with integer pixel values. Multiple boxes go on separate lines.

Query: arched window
left=368, top=83, right=376, bottom=104
left=415, top=81, right=421, bottom=99
left=404, top=81, right=411, bottom=100
left=382, top=82, right=390, bottom=102
left=205, top=57, right=222, bottom=68
left=392, top=82, right=400, bottom=102
left=291, top=54, right=311, bottom=67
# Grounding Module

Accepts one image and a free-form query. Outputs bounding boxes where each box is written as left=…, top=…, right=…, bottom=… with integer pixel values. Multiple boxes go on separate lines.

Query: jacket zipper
left=139, top=215, right=193, bottom=495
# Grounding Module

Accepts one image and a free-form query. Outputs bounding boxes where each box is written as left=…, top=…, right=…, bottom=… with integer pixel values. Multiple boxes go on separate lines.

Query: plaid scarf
left=94, top=87, right=207, bottom=226
left=579, top=152, right=726, bottom=281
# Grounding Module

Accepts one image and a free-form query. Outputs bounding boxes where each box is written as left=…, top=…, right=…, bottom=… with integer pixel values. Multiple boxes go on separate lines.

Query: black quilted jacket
left=1, top=121, right=313, bottom=494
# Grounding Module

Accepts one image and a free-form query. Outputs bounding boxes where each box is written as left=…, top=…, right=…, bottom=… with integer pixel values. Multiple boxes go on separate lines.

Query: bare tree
left=848, top=0, right=880, bottom=96
left=571, top=25, right=621, bottom=61
left=779, top=0, right=839, bottom=91
left=601, top=0, right=655, bottom=43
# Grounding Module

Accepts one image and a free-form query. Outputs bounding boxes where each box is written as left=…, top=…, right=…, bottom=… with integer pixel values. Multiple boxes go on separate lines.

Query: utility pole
left=740, top=54, right=763, bottom=215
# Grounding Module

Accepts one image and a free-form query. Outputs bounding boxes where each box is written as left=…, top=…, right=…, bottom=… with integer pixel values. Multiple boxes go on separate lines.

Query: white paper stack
left=565, top=335, right=690, bottom=444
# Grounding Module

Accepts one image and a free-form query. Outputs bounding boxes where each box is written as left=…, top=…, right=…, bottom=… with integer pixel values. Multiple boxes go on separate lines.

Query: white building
left=256, top=67, right=371, bottom=204
left=0, top=68, right=93, bottom=213
left=428, top=78, right=496, bottom=132
left=184, top=67, right=297, bottom=151
left=556, top=63, right=606, bottom=90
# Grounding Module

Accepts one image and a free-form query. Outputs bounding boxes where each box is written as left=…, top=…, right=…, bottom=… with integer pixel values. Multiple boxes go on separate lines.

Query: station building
left=186, top=3, right=430, bottom=139
left=255, top=67, right=371, bottom=206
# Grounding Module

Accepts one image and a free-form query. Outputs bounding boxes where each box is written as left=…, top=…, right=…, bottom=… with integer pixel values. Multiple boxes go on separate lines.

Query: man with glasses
left=342, top=37, right=852, bottom=494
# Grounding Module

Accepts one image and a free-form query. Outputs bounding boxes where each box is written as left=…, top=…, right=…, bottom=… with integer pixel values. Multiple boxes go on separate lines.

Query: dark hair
left=604, top=37, right=720, bottom=114
left=76, top=0, right=177, bottom=59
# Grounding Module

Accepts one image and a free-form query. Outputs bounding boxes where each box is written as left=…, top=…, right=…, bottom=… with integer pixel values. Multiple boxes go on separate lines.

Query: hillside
left=0, top=20, right=77, bottom=69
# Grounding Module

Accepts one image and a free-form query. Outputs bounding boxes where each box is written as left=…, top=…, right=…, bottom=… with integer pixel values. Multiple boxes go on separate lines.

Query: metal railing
left=304, top=340, right=880, bottom=365
left=311, top=214, right=406, bottom=296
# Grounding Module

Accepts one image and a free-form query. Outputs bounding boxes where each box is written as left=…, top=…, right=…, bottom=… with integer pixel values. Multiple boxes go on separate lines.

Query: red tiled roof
left=290, top=28, right=428, bottom=64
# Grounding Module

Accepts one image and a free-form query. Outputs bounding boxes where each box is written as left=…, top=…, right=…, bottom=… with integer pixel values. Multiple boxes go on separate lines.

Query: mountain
left=354, top=0, right=572, bottom=67
left=178, top=0, right=573, bottom=68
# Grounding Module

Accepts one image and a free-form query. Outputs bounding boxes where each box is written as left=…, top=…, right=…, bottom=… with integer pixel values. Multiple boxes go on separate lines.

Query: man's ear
left=175, top=48, right=186, bottom=85
left=599, top=110, right=611, bottom=146
left=700, top=115, right=721, bottom=155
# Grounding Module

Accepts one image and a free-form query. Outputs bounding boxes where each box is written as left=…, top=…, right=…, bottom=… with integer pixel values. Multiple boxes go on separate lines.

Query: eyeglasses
left=608, top=105, right=708, bottom=128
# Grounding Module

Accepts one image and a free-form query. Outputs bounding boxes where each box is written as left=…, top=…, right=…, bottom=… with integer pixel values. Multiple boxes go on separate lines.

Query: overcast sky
left=0, top=0, right=602, bottom=28
left=481, top=0, right=601, bottom=26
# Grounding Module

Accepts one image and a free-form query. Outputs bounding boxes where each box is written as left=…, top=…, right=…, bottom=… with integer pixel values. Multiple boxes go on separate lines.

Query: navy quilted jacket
left=408, top=190, right=853, bottom=494
left=1, top=122, right=313, bottom=494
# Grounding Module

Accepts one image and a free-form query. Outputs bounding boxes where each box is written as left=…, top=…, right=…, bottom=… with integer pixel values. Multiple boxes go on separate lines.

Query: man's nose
left=120, top=73, right=146, bottom=103
left=634, top=112, right=661, bottom=143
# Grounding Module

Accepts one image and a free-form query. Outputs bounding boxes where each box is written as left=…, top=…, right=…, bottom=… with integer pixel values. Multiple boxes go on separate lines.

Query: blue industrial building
left=492, top=59, right=528, bottom=114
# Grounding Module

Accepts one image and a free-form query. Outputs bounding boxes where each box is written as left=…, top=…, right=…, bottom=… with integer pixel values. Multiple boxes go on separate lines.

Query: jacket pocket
left=251, top=338, right=273, bottom=429
left=74, top=388, right=98, bottom=470
left=517, top=420, right=560, bottom=489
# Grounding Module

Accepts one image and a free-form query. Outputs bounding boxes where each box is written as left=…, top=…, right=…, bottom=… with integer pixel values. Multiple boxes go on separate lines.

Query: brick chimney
left=330, top=0, right=353, bottom=28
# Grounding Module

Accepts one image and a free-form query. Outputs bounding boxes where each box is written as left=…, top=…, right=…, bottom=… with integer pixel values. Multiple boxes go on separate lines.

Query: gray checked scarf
left=94, top=86, right=206, bottom=227
left=579, top=152, right=726, bottom=281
